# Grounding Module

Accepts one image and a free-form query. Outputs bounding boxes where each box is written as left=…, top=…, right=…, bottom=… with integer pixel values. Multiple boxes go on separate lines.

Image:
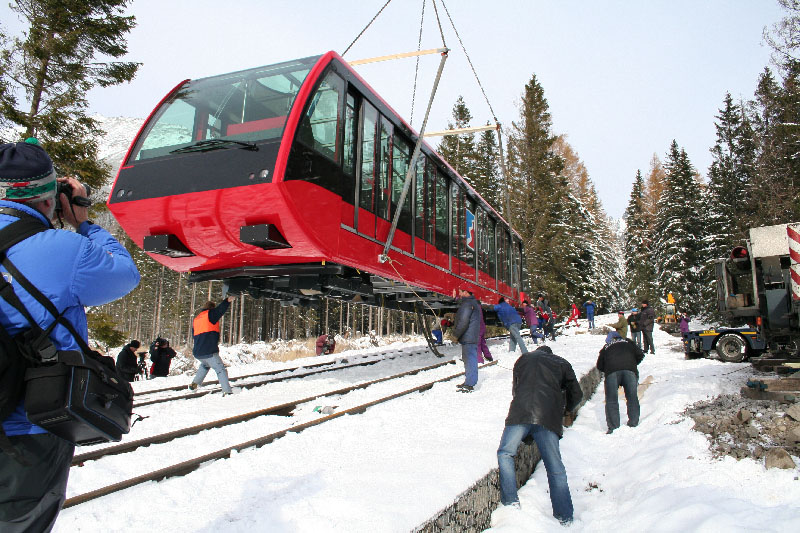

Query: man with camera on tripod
left=0, top=138, right=140, bottom=532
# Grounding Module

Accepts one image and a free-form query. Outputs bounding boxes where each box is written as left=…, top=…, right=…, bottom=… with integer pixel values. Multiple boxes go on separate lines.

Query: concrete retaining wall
left=414, top=367, right=602, bottom=533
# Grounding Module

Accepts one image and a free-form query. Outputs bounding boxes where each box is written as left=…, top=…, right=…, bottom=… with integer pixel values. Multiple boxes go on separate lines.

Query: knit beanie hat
left=0, top=138, right=57, bottom=202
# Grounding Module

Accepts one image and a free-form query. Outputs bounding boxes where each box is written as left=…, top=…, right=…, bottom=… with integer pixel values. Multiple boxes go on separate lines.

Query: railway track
left=65, top=359, right=497, bottom=508
left=133, top=346, right=436, bottom=407
left=73, top=357, right=455, bottom=465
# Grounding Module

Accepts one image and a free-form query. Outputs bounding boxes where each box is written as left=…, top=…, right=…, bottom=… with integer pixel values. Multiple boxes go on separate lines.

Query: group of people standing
left=116, top=337, right=177, bottom=382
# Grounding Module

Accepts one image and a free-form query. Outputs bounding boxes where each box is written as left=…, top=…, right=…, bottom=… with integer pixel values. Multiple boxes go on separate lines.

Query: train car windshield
left=130, top=57, right=319, bottom=161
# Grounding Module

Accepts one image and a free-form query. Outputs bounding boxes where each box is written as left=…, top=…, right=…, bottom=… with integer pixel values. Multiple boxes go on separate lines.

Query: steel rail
left=72, top=358, right=456, bottom=465
left=64, top=360, right=497, bottom=508
left=133, top=349, right=432, bottom=408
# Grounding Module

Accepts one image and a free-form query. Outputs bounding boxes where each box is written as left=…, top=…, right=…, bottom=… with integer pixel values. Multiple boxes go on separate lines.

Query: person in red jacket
left=565, top=303, right=580, bottom=327
left=315, top=334, right=336, bottom=355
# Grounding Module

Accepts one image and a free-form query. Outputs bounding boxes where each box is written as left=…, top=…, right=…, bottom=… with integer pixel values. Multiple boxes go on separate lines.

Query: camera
left=55, top=180, right=92, bottom=214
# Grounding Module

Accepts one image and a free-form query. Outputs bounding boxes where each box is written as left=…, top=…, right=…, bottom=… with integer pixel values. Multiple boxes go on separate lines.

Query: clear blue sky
left=1, top=0, right=786, bottom=218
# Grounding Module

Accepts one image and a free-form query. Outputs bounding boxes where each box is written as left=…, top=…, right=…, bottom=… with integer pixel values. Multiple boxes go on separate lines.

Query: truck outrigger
left=683, top=222, right=800, bottom=363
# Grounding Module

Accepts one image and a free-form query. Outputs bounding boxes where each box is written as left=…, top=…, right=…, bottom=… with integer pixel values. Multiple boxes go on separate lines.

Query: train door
left=462, top=194, right=476, bottom=283
left=374, top=116, right=393, bottom=244
left=477, top=208, right=493, bottom=288
left=487, top=217, right=497, bottom=290
left=450, top=182, right=461, bottom=277
left=357, top=101, right=378, bottom=238
left=341, top=92, right=358, bottom=228
left=413, top=156, right=427, bottom=261
left=427, top=170, right=449, bottom=270
left=386, top=134, right=412, bottom=254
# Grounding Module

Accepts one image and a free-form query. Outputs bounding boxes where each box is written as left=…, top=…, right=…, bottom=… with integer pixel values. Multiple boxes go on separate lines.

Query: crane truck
left=683, top=222, right=800, bottom=363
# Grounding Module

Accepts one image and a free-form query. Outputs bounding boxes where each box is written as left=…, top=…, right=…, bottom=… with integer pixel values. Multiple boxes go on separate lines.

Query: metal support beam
left=379, top=50, right=449, bottom=263
left=349, top=47, right=449, bottom=66
left=423, top=124, right=499, bottom=137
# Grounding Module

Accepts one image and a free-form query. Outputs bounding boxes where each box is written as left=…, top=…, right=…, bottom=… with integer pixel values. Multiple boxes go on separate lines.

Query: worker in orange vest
left=189, top=295, right=235, bottom=395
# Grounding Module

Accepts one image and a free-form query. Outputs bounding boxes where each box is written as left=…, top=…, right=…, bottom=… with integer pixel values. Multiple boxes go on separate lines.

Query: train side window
left=488, top=217, right=497, bottom=279
left=435, top=172, right=448, bottom=253
left=297, top=72, right=344, bottom=162
left=392, top=135, right=412, bottom=234
left=359, top=102, right=378, bottom=213
left=477, top=208, right=487, bottom=273
left=376, top=117, right=393, bottom=220
left=426, top=161, right=436, bottom=243
left=343, top=94, right=357, bottom=177
left=414, top=156, right=426, bottom=242
left=341, top=93, right=357, bottom=205
left=450, top=182, right=459, bottom=261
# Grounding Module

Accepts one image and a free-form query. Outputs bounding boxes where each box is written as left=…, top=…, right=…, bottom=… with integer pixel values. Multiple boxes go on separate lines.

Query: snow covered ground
left=54, top=313, right=800, bottom=532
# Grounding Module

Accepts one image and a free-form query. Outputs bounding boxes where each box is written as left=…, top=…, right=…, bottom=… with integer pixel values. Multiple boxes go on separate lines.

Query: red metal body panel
left=107, top=51, right=524, bottom=306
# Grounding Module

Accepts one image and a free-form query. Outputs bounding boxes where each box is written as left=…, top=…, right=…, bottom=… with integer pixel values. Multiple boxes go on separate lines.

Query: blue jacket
left=192, top=299, right=231, bottom=358
left=494, top=301, right=522, bottom=328
left=0, top=201, right=140, bottom=436
left=583, top=301, right=596, bottom=317
left=451, top=296, right=481, bottom=344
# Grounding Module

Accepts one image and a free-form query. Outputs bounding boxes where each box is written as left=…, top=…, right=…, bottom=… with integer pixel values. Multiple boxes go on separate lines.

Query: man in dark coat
left=190, top=297, right=234, bottom=394
left=149, top=338, right=176, bottom=377
left=116, top=340, right=141, bottom=382
left=596, top=332, right=645, bottom=433
left=451, top=288, right=482, bottom=392
left=497, top=346, right=583, bottom=523
left=627, top=308, right=641, bottom=348
left=639, top=300, right=656, bottom=354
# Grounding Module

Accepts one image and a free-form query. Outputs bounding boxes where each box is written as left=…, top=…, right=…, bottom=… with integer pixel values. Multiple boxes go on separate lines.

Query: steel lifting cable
left=437, top=0, right=514, bottom=222
left=409, top=0, right=427, bottom=126
left=342, top=0, right=395, bottom=57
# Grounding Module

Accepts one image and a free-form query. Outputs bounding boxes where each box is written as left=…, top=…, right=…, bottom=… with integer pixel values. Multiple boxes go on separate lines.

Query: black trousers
left=642, top=330, right=655, bottom=353
left=0, top=432, right=74, bottom=533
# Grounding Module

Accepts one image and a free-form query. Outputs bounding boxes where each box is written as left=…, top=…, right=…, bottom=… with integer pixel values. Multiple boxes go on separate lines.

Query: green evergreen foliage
left=0, top=0, right=139, bottom=189
left=623, top=170, right=656, bottom=303
left=473, top=124, right=502, bottom=209
left=437, top=96, right=479, bottom=179
left=87, top=310, right=126, bottom=349
left=651, top=141, right=707, bottom=313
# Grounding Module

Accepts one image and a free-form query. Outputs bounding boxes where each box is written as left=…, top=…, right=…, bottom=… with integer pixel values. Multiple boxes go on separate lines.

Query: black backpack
left=0, top=207, right=133, bottom=462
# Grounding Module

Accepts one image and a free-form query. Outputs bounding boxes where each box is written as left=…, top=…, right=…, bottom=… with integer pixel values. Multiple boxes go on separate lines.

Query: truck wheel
left=715, top=334, right=747, bottom=363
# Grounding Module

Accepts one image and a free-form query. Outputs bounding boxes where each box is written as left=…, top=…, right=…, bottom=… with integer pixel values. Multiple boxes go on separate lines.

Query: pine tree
left=0, top=0, right=139, bottom=188
left=623, top=170, right=656, bottom=302
left=748, top=66, right=800, bottom=225
left=651, top=141, right=707, bottom=313
left=437, top=96, right=478, bottom=179
left=505, top=73, right=568, bottom=304
left=704, top=93, right=756, bottom=257
left=472, top=124, right=501, bottom=209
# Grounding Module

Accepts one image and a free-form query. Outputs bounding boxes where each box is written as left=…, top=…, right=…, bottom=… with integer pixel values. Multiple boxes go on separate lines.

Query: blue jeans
left=587, top=315, right=595, bottom=329
left=631, top=330, right=642, bottom=348
left=604, top=370, right=639, bottom=431
left=497, top=424, right=573, bottom=522
left=529, top=329, right=544, bottom=345
left=508, top=322, right=526, bottom=352
left=432, top=330, right=443, bottom=344
left=192, top=352, right=232, bottom=393
left=461, top=343, right=478, bottom=386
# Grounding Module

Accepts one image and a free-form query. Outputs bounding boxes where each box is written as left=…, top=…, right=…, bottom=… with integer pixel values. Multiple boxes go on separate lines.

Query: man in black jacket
left=497, top=346, right=583, bottom=524
left=597, top=332, right=645, bottom=433
left=639, top=300, right=656, bottom=355
left=116, top=340, right=141, bottom=382
left=451, top=288, right=481, bottom=392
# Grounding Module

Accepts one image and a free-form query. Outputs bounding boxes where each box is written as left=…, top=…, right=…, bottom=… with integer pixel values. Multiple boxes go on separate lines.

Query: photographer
left=0, top=138, right=140, bottom=532
left=149, top=337, right=176, bottom=377
left=116, top=340, right=141, bottom=383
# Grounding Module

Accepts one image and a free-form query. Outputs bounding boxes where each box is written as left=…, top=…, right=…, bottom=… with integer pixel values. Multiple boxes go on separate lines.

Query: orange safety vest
left=193, top=310, right=220, bottom=336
